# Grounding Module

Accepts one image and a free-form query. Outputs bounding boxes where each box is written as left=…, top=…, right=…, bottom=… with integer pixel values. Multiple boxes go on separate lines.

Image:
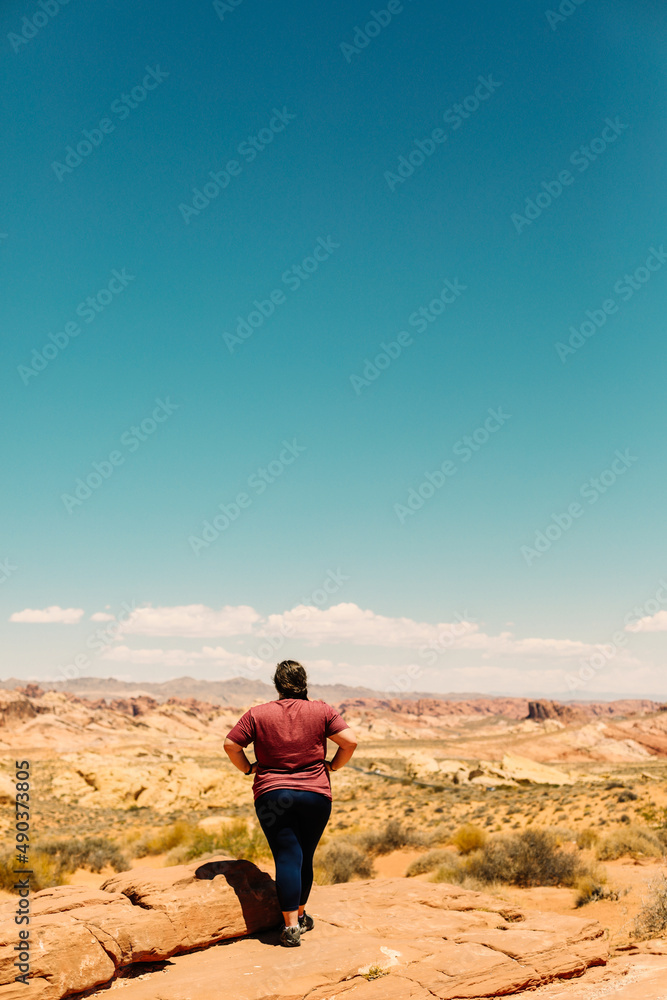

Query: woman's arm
left=325, top=727, right=358, bottom=772
left=224, top=737, right=256, bottom=774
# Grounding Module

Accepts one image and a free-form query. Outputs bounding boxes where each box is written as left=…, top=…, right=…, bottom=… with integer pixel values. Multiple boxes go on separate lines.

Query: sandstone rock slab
left=0, top=857, right=280, bottom=1000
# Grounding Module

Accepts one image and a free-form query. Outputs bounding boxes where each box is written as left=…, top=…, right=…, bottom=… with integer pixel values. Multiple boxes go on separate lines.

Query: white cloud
left=9, top=606, right=84, bottom=624
left=627, top=610, right=667, bottom=632
left=118, top=604, right=260, bottom=637
left=101, top=644, right=239, bottom=667
left=90, top=612, right=115, bottom=622
left=260, top=603, right=479, bottom=647
left=258, top=603, right=630, bottom=663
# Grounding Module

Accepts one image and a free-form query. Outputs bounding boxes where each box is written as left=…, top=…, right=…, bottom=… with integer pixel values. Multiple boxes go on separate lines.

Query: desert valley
left=1, top=679, right=667, bottom=1000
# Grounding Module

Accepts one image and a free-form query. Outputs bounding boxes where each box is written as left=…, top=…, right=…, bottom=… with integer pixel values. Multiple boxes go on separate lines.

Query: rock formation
left=0, top=868, right=609, bottom=1000
left=0, top=857, right=280, bottom=1000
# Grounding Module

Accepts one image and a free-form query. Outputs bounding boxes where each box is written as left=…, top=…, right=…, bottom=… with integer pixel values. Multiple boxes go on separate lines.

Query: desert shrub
left=576, top=827, right=600, bottom=850
left=0, top=850, right=63, bottom=891
left=431, top=857, right=471, bottom=886
left=546, top=826, right=577, bottom=846
left=361, top=965, right=390, bottom=981
left=574, top=872, right=619, bottom=907
left=39, top=837, right=128, bottom=874
left=175, top=820, right=270, bottom=864
left=451, top=823, right=486, bottom=855
left=135, top=821, right=194, bottom=856
left=466, top=828, right=586, bottom=887
left=357, top=819, right=424, bottom=856
left=596, top=826, right=664, bottom=861
left=633, top=874, right=667, bottom=940
left=0, top=837, right=128, bottom=892
left=314, top=841, right=374, bottom=884
left=406, top=849, right=453, bottom=876
left=617, top=790, right=638, bottom=803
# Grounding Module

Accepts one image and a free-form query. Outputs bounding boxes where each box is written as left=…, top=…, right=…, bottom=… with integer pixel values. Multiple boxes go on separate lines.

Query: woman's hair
left=273, top=660, right=308, bottom=700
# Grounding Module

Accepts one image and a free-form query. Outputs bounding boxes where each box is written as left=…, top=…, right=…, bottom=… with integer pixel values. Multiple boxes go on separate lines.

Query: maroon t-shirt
left=226, top=698, right=348, bottom=801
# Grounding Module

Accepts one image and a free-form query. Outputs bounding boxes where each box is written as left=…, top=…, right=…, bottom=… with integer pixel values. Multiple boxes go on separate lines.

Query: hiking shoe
left=298, top=912, right=314, bottom=932
left=279, top=924, right=301, bottom=947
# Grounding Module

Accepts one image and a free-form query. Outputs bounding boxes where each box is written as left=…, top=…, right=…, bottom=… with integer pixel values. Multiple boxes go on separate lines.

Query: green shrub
left=634, top=874, right=667, bottom=940
left=596, top=826, right=664, bottom=861
left=314, top=841, right=374, bottom=884
left=451, top=823, right=486, bottom=855
left=466, top=828, right=585, bottom=887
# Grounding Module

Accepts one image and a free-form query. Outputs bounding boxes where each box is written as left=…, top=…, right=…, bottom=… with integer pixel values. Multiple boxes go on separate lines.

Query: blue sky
left=2, top=0, right=666, bottom=698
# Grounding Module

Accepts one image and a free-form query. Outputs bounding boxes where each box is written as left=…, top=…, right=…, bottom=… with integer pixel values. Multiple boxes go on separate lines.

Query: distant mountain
left=0, top=675, right=663, bottom=713
left=0, top=675, right=407, bottom=705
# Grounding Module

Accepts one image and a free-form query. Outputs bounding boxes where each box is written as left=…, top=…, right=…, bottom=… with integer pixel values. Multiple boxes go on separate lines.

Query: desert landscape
left=1, top=680, right=667, bottom=1000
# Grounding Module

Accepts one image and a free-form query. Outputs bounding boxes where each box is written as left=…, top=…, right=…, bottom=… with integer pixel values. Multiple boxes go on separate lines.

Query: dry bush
left=576, top=827, right=600, bottom=850
left=466, top=828, right=586, bottom=887
left=574, top=872, right=619, bottom=907
left=135, top=821, right=194, bottom=856
left=38, top=837, right=128, bottom=874
left=546, top=826, right=577, bottom=846
left=357, top=819, right=424, bottom=856
left=171, top=819, right=270, bottom=864
left=595, top=826, right=664, bottom=861
left=314, top=841, right=374, bottom=884
left=633, top=874, right=667, bottom=940
left=431, top=858, right=474, bottom=886
left=405, top=849, right=453, bottom=876
left=451, top=823, right=486, bottom=854
left=0, top=850, right=63, bottom=891
left=0, top=837, right=128, bottom=891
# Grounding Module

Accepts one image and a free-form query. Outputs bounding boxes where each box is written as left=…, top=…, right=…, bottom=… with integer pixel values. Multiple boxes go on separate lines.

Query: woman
left=224, top=659, right=358, bottom=947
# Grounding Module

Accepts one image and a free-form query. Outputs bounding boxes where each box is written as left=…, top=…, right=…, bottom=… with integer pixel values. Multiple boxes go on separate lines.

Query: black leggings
left=255, top=788, right=332, bottom=912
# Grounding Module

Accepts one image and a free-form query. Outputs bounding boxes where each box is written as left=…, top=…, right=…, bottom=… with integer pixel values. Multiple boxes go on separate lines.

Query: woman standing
left=224, top=660, right=358, bottom=947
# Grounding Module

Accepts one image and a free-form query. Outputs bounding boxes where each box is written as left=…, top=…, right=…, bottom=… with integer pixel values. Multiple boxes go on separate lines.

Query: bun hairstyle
left=273, top=660, right=308, bottom=700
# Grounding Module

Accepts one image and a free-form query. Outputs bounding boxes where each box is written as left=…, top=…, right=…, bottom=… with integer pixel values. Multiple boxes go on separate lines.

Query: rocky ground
left=1, top=686, right=666, bottom=999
